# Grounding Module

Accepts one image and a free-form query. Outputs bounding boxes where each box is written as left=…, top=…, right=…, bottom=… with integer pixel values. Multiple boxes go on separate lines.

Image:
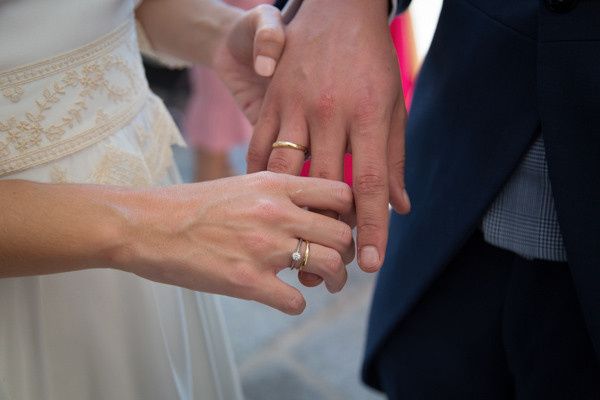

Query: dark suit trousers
left=374, top=232, right=600, bottom=399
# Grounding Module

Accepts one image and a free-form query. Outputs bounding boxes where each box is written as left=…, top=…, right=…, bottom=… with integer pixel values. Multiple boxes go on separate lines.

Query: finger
left=305, top=93, right=347, bottom=180
left=388, top=99, right=411, bottom=214
left=267, top=113, right=309, bottom=176
left=291, top=209, right=355, bottom=264
left=340, top=210, right=356, bottom=230
left=306, top=117, right=347, bottom=213
left=303, top=118, right=353, bottom=285
left=247, top=107, right=279, bottom=173
left=253, top=274, right=306, bottom=315
left=284, top=175, right=354, bottom=216
left=251, top=5, right=286, bottom=77
left=281, top=240, right=348, bottom=294
left=351, top=114, right=391, bottom=273
left=298, top=271, right=323, bottom=288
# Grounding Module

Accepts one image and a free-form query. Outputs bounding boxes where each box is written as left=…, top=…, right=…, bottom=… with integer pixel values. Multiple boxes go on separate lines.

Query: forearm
left=135, top=0, right=242, bottom=67
left=0, top=180, right=136, bottom=278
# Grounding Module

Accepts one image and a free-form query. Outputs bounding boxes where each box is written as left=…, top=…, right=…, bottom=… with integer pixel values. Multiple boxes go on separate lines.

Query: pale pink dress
left=184, top=0, right=270, bottom=152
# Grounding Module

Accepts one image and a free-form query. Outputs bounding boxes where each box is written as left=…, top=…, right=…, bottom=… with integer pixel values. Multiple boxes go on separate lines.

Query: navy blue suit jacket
left=273, top=0, right=599, bottom=386
left=363, top=0, right=600, bottom=388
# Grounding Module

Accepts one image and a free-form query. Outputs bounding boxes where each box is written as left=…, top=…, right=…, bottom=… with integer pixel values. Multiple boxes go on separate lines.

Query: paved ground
left=173, top=146, right=385, bottom=400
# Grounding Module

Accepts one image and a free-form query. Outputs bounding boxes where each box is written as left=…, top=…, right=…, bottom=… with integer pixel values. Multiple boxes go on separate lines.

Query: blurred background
left=145, top=1, right=442, bottom=399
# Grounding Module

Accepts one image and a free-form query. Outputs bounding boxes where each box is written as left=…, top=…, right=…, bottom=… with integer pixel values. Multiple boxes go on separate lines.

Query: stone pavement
left=222, top=266, right=385, bottom=400
left=173, top=146, right=385, bottom=400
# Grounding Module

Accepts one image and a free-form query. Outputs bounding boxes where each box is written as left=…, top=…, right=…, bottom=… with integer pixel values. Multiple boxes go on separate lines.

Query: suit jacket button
left=545, top=0, right=578, bottom=13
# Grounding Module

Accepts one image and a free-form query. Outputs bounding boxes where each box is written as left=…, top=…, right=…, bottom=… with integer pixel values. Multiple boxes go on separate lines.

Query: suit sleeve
left=396, top=0, right=413, bottom=14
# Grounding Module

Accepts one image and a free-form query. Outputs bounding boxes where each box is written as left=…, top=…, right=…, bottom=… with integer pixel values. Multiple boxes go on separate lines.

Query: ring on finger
left=272, top=140, right=309, bottom=157
left=299, top=240, right=311, bottom=271
left=290, top=238, right=304, bottom=270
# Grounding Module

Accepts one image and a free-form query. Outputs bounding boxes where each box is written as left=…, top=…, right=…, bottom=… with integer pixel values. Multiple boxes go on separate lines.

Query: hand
left=136, top=1, right=285, bottom=125
left=212, top=4, right=286, bottom=124
left=247, top=0, right=411, bottom=274
left=114, top=172, right=355, bottom=315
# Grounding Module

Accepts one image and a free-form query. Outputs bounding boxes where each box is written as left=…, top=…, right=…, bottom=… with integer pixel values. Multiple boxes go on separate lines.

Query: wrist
left=301, top=0, right=389, bottom=18
left=103, top=187, right=194, bottom=275
left=135, top=0, right=243, bottom=67
left=294, top=0, right=390, bottom=33
left=87, top=188, right=142, bottom=271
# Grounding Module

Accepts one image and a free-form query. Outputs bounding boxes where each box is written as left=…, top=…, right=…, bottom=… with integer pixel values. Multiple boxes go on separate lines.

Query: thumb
left=251, top=5, right=286, bottom=77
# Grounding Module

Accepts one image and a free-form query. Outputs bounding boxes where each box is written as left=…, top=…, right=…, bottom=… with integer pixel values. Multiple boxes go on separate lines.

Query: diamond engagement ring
left=290, top=239, right=304, bottom=270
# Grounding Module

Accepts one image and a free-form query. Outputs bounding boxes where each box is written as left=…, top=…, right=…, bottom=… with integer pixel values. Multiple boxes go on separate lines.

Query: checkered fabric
left=481, top=135, right=568, bottom=262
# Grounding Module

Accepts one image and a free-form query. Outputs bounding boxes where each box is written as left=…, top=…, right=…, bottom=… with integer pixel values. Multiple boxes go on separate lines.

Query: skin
left=0, top=173, right=354, bottom=314
left=0, top=0, right=354, bottom=315
left=247, top=0, right=411, bottom=282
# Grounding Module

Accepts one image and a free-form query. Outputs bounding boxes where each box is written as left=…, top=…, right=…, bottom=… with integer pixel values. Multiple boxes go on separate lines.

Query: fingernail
left=402, top=189, right=411, bottom=211
left=360, top=246, right=380, bottom=271
left=255, top=55, right=276, bottom=77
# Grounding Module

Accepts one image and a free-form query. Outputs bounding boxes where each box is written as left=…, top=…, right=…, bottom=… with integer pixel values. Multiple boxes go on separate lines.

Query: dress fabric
left=0, top=1, right=242, bottom=399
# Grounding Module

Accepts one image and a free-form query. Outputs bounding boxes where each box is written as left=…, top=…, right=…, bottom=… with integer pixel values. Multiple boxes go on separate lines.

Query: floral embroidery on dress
left=0, top=55, right=138, bottom=154
left=50, top=165, right=68, bottom=183
left=91, top=144, right=151, bottom=187
left=0, top=21, right=151, bottom=177
left=2, top=85, right=24, bottom=103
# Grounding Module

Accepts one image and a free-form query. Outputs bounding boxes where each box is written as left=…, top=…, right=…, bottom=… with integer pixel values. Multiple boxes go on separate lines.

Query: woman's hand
left=114, top=172, right=355, bottom=315
left=212, top=4, right=286, bottom=124
left=136, top=1, right=285, bottom=124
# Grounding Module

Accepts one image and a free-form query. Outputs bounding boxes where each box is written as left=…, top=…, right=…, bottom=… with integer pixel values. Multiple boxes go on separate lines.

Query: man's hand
left=247, top=0, right=410, bottom=273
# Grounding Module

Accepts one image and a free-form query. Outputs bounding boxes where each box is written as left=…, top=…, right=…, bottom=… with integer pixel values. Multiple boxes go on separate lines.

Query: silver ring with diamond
left=290, top=239, right=304, bottom=270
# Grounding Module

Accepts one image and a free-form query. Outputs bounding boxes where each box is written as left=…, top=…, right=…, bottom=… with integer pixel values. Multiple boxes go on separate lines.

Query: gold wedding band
left=299, top=241, right=311, bottom=271
left=272, top=140, right=309, bottom=155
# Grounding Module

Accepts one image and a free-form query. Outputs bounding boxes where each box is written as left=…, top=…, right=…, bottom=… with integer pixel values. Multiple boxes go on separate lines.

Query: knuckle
left=252, top=197, right=283, bottom=221
left=337, top=223, right=354, bottom=248
left=357, top=221, right=383, bottom=239
left=256, top=25, right=284, bottom=46
left=246, top=146, right=267, bottom=168
left=310, top=164, right=333, bottom=180
left=355, top=173, right=386, bottom=196
left=352, top=92, right=384, bottom=124
left=314, top=169, right=331, bottom=179
left=332, top=183, right=354, bottom=210
left=253, top=171, right=281, bottom=190
left=390, top=155, right=406, bottom=176
left=324, top=251, right=344, bottom=276
left=312, top=92, right=337, bottom=124
left=267, top=153, right=294, bottom=174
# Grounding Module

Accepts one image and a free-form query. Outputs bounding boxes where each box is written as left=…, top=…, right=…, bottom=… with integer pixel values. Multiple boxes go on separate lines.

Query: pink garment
left=390, top=12, right=418, bottom=110
left=183, top=0, right=270, bottom=152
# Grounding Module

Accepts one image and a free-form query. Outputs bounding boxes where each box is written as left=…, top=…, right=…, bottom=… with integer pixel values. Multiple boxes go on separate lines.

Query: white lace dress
left=0, top=1, right=242, bottom=399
